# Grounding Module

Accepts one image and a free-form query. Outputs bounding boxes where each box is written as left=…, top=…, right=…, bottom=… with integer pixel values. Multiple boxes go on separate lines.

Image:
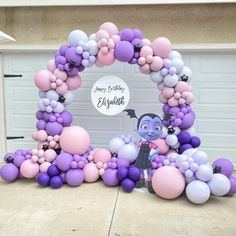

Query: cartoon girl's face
left=137, top=115, right=163, bottom=141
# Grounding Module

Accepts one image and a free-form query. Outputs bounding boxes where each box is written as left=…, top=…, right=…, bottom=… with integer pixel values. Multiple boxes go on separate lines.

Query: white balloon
left=171, top=142, right=180, bottom=149
left=89, top=33, right=96, bottom=41
left=186, top=180, right=210, bottom=204
left=68, top=30, right=88, bottom=47
left=118, top=144, right=138, bottom=163
left=195, top=164, right=213, bottom=182
left=174, top=127, right=181, bottom=135
left=150, top=71, right=163, bottom=83
left=208, top=173, right=231, bottom=196
left=54, top=102, right=65, bottom=113
left=163, top=74, right=179, bottom=87
left=179, top=66, right=192, bottom=82
left=157, top=82, right=165, bottom=90
left=183, top=148, right=198, bottom=157
left=167, top=50, right=182, bottom=60
left=63, top=91, right=74, bottom=105
left=185, top=175, right=196, bottom=184
left=46, top=90, right=59, bottom=101
left=175, top=154, right=188, bottom=168
left=160, top=126, right=168, bottom=138
left=192, top=151, right=208, bottom=165
left=172, top=58, right=184, bottom=73
left=88, top=40, right=98, bottom=55
left=108, top=137, right=125, bottom=154
left=165, top=134, right=178, bottom=146
left=38, top=99, right=46, bottom=111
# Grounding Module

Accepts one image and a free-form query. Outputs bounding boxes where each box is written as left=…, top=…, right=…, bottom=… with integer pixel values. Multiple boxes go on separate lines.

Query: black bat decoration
left=123, top=109, right=138, bottom=119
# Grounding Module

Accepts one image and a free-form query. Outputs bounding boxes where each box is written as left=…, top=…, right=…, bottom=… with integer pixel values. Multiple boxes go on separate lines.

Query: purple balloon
left=190, top=136, right=201, bottom=148
left=179, top=112, right=195, bottom=130
left=13, top=154, right=25, bottom=167
left=115, top=41, right=134, bottom=62
left=60, top=111, right=73, bottom=126
left=117, top=167, right=128, bottom=181
left=133, top=29, right=142, bottom=39
left=55, top=55, right=66, bottom=66
left=37, top=172, right=50, bottom=187
left=47, top=165, right=60, bottom=177
left=50, top=176, right=63, bottom=189
left=179, top=144, right=193, bottom=154
left=177, top=131, right=191, bottom=145
left=102, top=168, right=119, bottom=187
left=121, top=178, right=135, bottom=192
left=117, top=158, right=130, bottom=168
left=56, top=153, right=73, bottom=171
left=65, top=47, right=82, bottom=66
left=36, top=110, right=43, bottom=120
left=0, top=163, right=19, bottom=182
left=42, top=112, right=50, bottom=122
left=120, top=28, right=134, bottom=42
left=212, top=158, right=234, bottom=177
left=45, top=122, right=63, bottom=136
left=67, top=67, right=79, bottom=77
left=36, top=119, right=47, bottom=130
left=66, top=169, right=84, bottom=187
left=59, top=44, right=70, bottom=56
left=227, top=176, right=236, bottom=196
left=128, top=167, right=141, bottom=182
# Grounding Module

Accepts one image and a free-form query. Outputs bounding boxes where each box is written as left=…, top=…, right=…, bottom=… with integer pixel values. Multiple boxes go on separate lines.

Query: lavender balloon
left=0, top=163, right=19, bottom=182
left=115, top=41, right=134, bottom=62
left=66, top=169, right=84, bottom=187
left=102, top=168, right=119, bottom=187
left=212, top=158, right=234, bottom=177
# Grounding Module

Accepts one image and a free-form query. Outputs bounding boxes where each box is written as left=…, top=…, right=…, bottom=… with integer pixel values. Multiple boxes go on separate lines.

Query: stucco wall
left=0, top=4, right=236, bottom=44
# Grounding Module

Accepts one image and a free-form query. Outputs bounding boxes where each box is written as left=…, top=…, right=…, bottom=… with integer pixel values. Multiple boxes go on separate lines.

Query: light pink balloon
left=47, top=59, right=56, bottom=72
left=151, top=37, right=172, bottom=58
left=142, top=38, right=151, bottom=46
left=66, top=75, right=81, bottom=90
left=153, top=139, right=169, bottom=155
left=32, top=131, right=38, bottom=140
left=56, top=83, right=68, bottom=95
left=175, top=81, right=191, bottom=93
left=40, top=162, right=51, bottom=172
left=54, top=68, right=67, bottom=81
left=44, top=149, right=57, bottom=162
left=140, top=46, right=153, bottom=58
left=34, top=70, right=52, bottom=91
left=93, top=148, right=111, bottom=163
left=178, top=98, right=186, bottom=105
left=49, top=140, right=57, bottom=148
left=162, top=87, right=175, bottom=98
left=37, top=130, right=48, bottom=142
left=139, top=64, right=151, bottom=74
left=168, top=97, right=179, bottom=107
left=111, top=35, right=121, bottom=44
left=83, top=163, right=100, bottom=183
left=96, top=30, right=109, bottom=42
left=174, top=92, right=181, bottom=99
left=99, top=22, right=119, bottom=37
left=159, top=94, right=168, bottom=104
left=97, top=49, right=115, bottom=65
left=185, top=93, right=195, bottom=104
left=152, top=166, right=185, bottom=199
left=150, top=56, right=163, bottom=71
left=137, top=57, right=146, bottom=66
left=20, top=160, right=40, bottom=178
left=60, top=126, right=90, bottom=155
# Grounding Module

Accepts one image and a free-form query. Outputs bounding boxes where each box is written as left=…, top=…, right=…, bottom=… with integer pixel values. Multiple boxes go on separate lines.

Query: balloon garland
left=0, top=22, right=235, bottom=204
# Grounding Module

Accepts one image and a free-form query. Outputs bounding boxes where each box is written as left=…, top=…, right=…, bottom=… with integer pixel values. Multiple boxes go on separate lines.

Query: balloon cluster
left=0, top=22, right=235, bottom=206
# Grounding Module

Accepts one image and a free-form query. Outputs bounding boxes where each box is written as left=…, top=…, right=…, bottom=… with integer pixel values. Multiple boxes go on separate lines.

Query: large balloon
left=56, top=153, right=73, bottom=171
left=99, top=22, right=119, bottom=37
left=93, top=148, right=111, bottom=163
left=151, top=37, right=172, bottom=58
left=115, top=41, right=134, bottom=62
left=34, top=70, right=52, bottom=91
left=0, top=163, right=19, bottom=182
left=20, top=160, right=40, bottom=178
left=68, top=30, right=88, bottom=47
left=108, top=137, right=125, bottom=154
left=152, top=166, right=185, bottom=199
left=60, top=126, right=90, bottom=155
left=186, top=180, right=210, bottom=204
left=102, top=168, right=119, bottom=187
left=66, top=169, right=84, bottom=187
left=212, top=158, right=234, bottom=177
left=83, top=163, right=99, bottom=183
left=117, top=144, right=138, bottom=163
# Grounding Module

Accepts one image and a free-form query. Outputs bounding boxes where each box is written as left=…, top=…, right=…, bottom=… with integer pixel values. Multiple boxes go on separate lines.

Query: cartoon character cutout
left=124, top=109, right=172, bottom=193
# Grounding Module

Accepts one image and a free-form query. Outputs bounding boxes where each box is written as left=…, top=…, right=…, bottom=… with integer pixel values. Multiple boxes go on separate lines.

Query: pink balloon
left=32, top=131, right=38, bottom=140
left=175, top=81, right=192, bottom=93
left=159, top=94, right=168, bottom=104
left=83, top=163, right=100, bottom=183
left=96, top=30, right=109, bottom=42
left=54, top=69, right=68, bottom=81
left=39, top=162, right=51, bottom=172
left=37, top=130, right=48, bottom=142
left=66, top=75, right=81, bottom=90
left=56, top=83, right=68, bottom=95
left=47, top=59, right=56, bottom=72
left=185, top=92, right=195, bottom=104
left=168, top=97, right=179, bottom=107
left=162, top=87, right=175, bottom=99
left=20, top=160, right=40, bottom=178
left=99, top=22, right=119, bottom=37
left=137, top=57, right=146, bottom=66
left=152, top=166, right=185, bottom=199
left=97, top=49, right=115, bottom=65
left=150, top=56, right=163, bottom=71
left=139, top=64, right=151, bottom=74
left=153, top=139, right=169, bottom=155
left=178, top=98, right=185, bottom=105
left=111, top=35, right=121, bottom=44
left=93, top=148, right=111, bottom=163
left=44, top=149, right=57, bottom=162
left=151, top=37, right=172, bottom=58
left=60, top=126, right=90, bottom=155
left=142, top=39, right=151, bottom=46
left=34, top=70, right=52, bottom=91
left=140, top=46, right=153, bottom=58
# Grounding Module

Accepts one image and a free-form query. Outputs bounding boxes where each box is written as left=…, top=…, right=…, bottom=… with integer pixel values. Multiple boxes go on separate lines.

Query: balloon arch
left=0, top=22, right=235, bottom=204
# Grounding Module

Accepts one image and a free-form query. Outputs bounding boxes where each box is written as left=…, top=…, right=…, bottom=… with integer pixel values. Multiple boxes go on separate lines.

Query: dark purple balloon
left=36, top=119, right=47, bottom=130
left=115, top=41, right=134, bottom=62
left=177, top=131, right=192, bottom=145
left=47, top=165, right=60, bottom=177
left=212, top=158, right=234, bottom=177
left=128, top=167, right=140, bottom=182
left=190, top=136, right=201, bottom=148
left=227, top=176, right=236, bottom=196
left=121, top=178, right=135, bottom=193
left=179, top=144, right=192, bottom=154
left=42, top=112, right=51, bottom=122
left=67, top=67, right=79, bottom=77
left=37, top=172, right=51, bottom=187
left=60, top=111, right=73, bottom=126
left=117, top=167, right=128, bottom=181
left=45, top=122, right=63, bottom=136
left=50, top=176, right=63, bottom=189
left=0, top=163, right=19, bottom=182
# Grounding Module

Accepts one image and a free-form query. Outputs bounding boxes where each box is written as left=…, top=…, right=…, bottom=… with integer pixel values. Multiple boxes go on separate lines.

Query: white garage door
left=3, top=51, right=236, bottom=163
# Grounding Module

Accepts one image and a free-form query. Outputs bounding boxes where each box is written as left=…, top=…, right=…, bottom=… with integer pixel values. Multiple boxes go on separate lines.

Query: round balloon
left=20, top=160, right=40, bottom=178
left=0, top=163, right=19, bottom=182
left=83, top=163, right=99, bottom=183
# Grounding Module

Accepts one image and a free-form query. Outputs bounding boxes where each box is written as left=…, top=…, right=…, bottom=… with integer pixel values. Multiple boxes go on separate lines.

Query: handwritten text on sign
left=91, top=76, right=130, bottom=116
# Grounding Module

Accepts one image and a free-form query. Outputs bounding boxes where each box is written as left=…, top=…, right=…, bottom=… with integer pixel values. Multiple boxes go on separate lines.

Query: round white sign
left=91, top=75, right=130, bottom=116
